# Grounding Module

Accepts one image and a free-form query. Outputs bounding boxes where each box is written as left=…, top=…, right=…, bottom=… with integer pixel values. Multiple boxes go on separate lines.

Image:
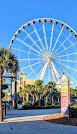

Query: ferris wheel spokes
left=15, top=37, right=43, bottom=56
left=51, top=26, right=64, bottom=54
left=52, top=33, right=72, bottom=55
left=54, top=52, right=77, bottom=58
left=42, top=21, right=48, bottom=51
left=56, top=59, right=77, bottom=63
left=18, top=58, right=44, bottom=61
left=11, top=47, right=43, bottom=57
left=53, top=41, right=77, bottom=56
left=53, top=61, right=77, bottom=84
left=28, top=61, right=46, bottom=77
left=32, top=24, right=46, bottom=51
left=22, top=28, right=43, bottom=52
left=55, top=60, right=77, bottom=72
left=19, top=60, right=44, bottom=71
left=49, top=21, right=54, bottom=52
left=36, top=62, right=47, bottom=79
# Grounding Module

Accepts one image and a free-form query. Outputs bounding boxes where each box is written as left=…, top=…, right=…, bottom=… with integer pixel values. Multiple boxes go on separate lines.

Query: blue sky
left=0, top=0, right=77, bottom=48
left=1, top=0, right=77, bottom=87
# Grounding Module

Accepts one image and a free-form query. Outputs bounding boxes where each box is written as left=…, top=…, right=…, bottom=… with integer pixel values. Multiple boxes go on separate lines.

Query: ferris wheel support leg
left=49, top=61, right=60, bottom=82
left=51, top=61, right=60, bottom=79
left=39, top=62, right=48, bottom=80
left=49, top=62, right=57, bottom=82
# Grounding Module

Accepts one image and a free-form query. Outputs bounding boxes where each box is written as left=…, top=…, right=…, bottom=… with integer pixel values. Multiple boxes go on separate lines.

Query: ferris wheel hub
left=46, top=56, right=52, bottom=63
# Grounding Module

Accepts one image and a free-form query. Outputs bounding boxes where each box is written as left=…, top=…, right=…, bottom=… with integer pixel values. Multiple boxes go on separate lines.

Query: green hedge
left=21, top=104, right=60, bottom=110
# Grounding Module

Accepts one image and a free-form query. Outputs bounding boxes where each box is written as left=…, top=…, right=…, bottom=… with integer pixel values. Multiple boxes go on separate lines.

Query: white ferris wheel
left=9, top=18, right=77, bottom=86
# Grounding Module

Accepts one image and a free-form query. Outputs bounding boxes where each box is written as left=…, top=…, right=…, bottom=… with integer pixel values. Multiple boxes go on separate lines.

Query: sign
left=61, top=74, right=70, bottom=117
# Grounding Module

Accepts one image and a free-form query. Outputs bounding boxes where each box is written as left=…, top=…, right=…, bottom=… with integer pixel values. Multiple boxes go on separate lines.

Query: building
left=17, top=73, right=35, bottom=93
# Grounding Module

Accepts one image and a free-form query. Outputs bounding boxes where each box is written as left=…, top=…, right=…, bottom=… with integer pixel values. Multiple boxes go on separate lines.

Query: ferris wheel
left=9, top=18, right=77, bottom=86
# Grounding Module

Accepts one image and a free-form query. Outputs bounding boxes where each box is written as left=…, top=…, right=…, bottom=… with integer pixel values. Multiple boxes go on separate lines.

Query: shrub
left=71, top=104, right=77, bottom=109
left=34, top=100, right=39, bottom=106
left=70, top=107, right=77, bottom=118
left=20, top=104, right=60, bottom=110
left=24, top=101, right=32, bottom=106
left=42, top=105, right=60, bottom=109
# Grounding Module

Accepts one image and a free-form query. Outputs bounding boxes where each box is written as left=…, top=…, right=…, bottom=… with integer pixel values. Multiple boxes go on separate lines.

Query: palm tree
left=34, top=80, right=43, bottom=106
left=70, top=88, right=74, bottom=96
left=46, top=81, right=56, bottom=105
left=1, top=79, right=8, bottom=98
left=8, top=52, right=19, bottom=109
left=19, top=88, right=26, bottom=104
left=2, top=93, right=10, bottom=101
left=0, top=48, right=10, bottom=121
left=43, top=84, right=50, bottom=106
left=0, top=47, right=19, bottom=121
left=24, top=85, right=31, bottom=102
left=30, top=85, right=36, bottom=105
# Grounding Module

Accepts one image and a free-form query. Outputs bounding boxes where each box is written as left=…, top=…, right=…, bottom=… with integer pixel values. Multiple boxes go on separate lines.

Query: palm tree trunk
left=50, top=93, right=52, bottom=104
left=26, top=93, right=29, bottom=101
left=46, top=95, right=48, bottom=105
left=39, top=94, right=41, bottom=106
left=52, top=95, right=54, bottom=105
left=58, top=96, right=59, bottom=104
left=32, top=94, right=35, bottom=105
left=0, top=69, right=2, bottom=122
left=36, top=96, right=38, bottom=101
left=23, top=95, right=25, bottom=104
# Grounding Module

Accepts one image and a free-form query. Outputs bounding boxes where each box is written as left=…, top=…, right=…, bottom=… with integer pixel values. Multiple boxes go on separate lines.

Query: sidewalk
left=0, top=109, right=77, bottom=134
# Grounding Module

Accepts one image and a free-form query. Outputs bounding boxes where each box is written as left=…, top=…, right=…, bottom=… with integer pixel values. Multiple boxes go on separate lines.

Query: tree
left=30, top=85, right=36, bottom=105
left=70, top=88, right=77, bottom=97
left=19, top=85, right=35, bottom=104
left=19, top=88, right=26, bottom=104
left=2, top=82, right=8, bottom=98
left=0, top=48, right=10, bottom=121
left=24, top=85, right=31, bottom=102
left=8, top=52, right=19, bottom=109
left=34, top=80, right=43, bottom=106
left=2, top=93, right=10, bottom=101
left=46, top=81, right=56, bottom=105
left=43, top=84, right=50, bottom=106
left=0, top=47, right=19, bottom=121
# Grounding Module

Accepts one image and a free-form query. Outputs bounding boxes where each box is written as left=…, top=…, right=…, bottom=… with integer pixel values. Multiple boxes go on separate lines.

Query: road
left=0, top=109, right=77, bottom=134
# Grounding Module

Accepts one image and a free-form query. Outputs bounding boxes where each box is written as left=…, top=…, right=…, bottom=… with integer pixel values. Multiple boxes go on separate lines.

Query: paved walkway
left=0, top=109, right=77, bottom=134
